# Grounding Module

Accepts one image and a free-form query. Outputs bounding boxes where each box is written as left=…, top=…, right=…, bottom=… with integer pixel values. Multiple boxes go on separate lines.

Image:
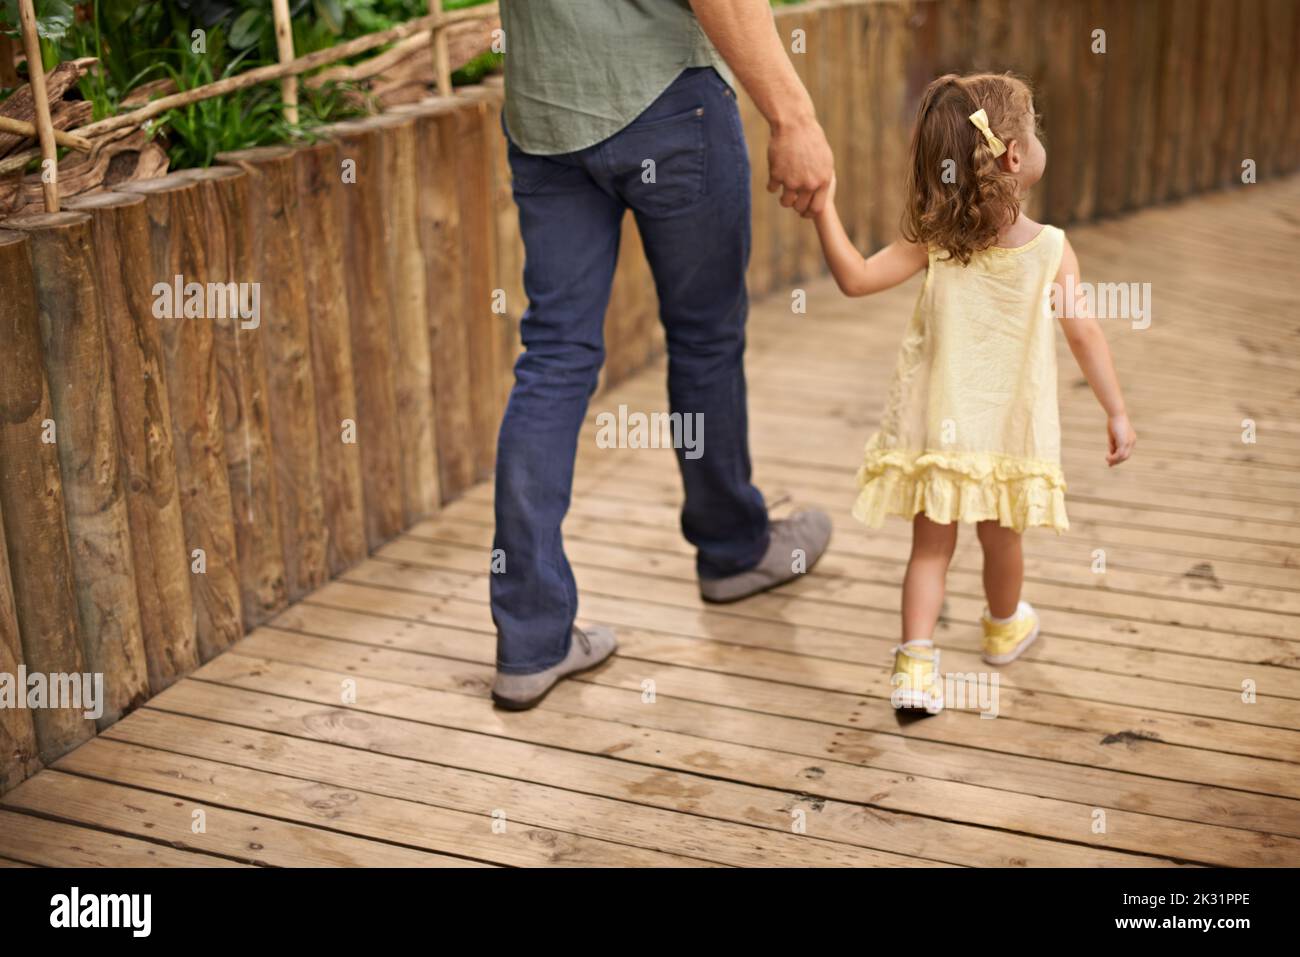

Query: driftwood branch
left=16, top=0, right=58, bottom=210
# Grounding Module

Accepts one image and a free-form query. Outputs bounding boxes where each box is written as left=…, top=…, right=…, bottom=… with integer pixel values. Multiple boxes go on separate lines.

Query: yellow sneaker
left=890, top=642, right=944, bottom=714
left=981, top=600, right=1040, bottom=664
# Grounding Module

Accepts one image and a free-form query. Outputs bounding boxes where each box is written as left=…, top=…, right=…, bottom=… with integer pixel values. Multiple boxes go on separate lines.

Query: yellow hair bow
left=968, top=108, right=1007, bottom=158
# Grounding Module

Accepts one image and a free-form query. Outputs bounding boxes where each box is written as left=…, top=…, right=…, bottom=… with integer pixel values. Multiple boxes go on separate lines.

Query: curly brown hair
left=901, top=73, right=1036, bottom=266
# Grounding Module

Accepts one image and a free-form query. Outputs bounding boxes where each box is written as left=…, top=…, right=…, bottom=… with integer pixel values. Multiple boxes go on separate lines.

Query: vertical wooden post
left=186, top=164, right=289, bottom=623
left=16, top=0, right=58, bottom=211
left=5, top=211, right=150, bottom=728
left=63, top=191, right=201, bottom=694
left=329, top=119, right=405, bottom=548
left=294, top=139, right=367, bottom=574
left=271, top=0, right=299, bottom=125
left=851, top=1, right=880, bottom=253
left=461, top=81, right=526, bottom=412
left=453, top=98, right=501, bottom=480
left=430, top=1, right=453, bottom=97
left=0, top=229, right=93, bottom=761
left=389, top=100, right=477, bottom=504
left=0, top=494, right=41, bottom=793
left=214, top=147, right=329, bottom=601
left=367, top=114, right=442, bottom=525
left=870, top=1, right=910, bottom=247
left=120, top=174, right=244, bottom=661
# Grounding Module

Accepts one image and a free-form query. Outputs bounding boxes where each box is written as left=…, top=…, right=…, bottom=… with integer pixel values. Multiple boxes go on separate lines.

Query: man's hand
left=767, top=112, right=834, bottom=217
left=687, top=0, right=834, bottom=216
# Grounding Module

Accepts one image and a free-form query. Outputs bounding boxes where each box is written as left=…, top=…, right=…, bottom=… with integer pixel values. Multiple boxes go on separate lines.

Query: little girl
left=812, top=72, right=1136, bottom=714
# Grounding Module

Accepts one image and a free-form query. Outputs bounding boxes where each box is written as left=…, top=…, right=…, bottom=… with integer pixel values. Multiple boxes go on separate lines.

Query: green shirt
left=500, top=0, right=731, bottom=155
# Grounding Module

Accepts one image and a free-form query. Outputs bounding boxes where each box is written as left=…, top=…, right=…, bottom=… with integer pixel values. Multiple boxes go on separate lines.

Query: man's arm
left=689, top=0, right=834, bottom=216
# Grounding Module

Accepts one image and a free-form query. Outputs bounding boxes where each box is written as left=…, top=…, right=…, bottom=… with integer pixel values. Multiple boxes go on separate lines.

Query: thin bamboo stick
left=0, top=3, right=498, bottom=176
left=270, top=0, right=299, bottom=125
left=16, top=0, right=58, bottom=211
left=0, top=115, right=92, bottom=150
left=431, top=1, right=453, bottom=97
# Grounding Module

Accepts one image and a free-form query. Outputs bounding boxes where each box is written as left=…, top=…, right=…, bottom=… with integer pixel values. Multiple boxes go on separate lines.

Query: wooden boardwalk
left=2, top=178, right=1298, bottom=868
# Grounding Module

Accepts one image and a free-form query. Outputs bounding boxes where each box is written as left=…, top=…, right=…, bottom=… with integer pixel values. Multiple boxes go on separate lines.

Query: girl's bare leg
left=901, top=515, right=959, bottom=644
left=976, top=520, right=1023, bottom=618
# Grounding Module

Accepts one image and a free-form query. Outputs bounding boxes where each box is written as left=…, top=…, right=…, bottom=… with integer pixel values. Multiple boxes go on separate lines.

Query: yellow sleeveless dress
left=852, top=225, right=1069, bottom=533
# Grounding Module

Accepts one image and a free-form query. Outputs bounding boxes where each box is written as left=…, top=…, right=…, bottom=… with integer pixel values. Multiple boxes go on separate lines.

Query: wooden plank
left=366, top=535, right=1300, bottom=728
left=329, top=120, right=405, bottom=549
left=116, top=704, right=950, bottom=867
left=0, top=229, right=93, bottom=762
left=411, top=508, right=1300, bottom=692
left=294, top=140, right=367, bottom=575
left=131, top=681, right=1177, bottom=866
left=8, top=769, right=481, bottom=867
left=121, top=175, right=244, bottom=660
left=0, top=807, right=247, bottom=867
left=218, top=630, right=1297, bottom=847
left=63, top=192, right=200, bottom=694
left=216, top=147, right=329, bottom=602
left=188, top=639, right=1295, bottom=865
left=241, top=600, right=1300, bottom=818
left=57, top=736, right=720, bottom=867
left=5, top=211, right=149, bottom=727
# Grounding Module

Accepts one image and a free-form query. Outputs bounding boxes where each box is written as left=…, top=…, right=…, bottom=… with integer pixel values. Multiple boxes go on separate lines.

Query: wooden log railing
left=1, top=0, right=1297, bottom=792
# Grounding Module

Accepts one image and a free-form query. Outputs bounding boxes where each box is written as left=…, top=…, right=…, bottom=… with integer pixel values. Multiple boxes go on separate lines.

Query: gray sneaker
left=491, top=624, right=618, bottom=711
left=699, top=508, right=832, bottom=604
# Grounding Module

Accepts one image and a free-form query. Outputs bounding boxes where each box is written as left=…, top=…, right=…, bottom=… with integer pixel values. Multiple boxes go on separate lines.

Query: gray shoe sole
left=490, top=654, right=609, bottom=711
left=699, top=564, right=821, bottom=604
left=491, top=626, right=618, bottom=711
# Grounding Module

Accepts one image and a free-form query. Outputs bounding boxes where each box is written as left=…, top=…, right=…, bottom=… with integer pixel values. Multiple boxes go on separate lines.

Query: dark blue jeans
left=492, top=67, right=769, bottom=674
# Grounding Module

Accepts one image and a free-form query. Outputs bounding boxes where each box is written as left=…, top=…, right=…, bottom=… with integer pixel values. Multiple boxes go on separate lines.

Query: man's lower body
left=491, top=67, right=830, bottom=709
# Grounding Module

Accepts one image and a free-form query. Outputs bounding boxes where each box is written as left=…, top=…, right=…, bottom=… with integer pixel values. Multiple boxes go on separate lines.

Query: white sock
left=987, top=605, right=1022, bottom=625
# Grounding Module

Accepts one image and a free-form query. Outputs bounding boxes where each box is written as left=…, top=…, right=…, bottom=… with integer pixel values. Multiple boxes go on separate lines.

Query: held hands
left=1106, top=413, right=1137, bottom=467
left=767, top=113, right=834, bottom=217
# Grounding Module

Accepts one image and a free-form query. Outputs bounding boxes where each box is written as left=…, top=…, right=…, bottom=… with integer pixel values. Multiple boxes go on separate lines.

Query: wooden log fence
left=0, top=0, right=1297, bottom=791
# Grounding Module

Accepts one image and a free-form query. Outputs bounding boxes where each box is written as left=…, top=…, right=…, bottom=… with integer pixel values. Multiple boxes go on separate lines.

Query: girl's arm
left=814, top=177, right=928, bottom=296
left=1056, top=237, right=1137, bottom=467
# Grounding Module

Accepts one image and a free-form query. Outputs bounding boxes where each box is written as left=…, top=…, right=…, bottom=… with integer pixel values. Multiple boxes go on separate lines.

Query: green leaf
left=314, top=0, right=344, bottom=34
left=0, top=0, right=74, bottom=41
left=227, top=8, right=263, bottom=49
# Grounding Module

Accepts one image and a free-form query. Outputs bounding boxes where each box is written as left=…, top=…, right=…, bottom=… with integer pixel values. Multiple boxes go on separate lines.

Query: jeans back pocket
left=609, top=105, right=708, bottom=218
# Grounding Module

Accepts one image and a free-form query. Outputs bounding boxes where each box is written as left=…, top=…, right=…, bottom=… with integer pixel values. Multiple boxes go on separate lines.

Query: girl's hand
left=1106, top=413, right=1137, bottom=466
left=811, top=173, right=837, bottom=220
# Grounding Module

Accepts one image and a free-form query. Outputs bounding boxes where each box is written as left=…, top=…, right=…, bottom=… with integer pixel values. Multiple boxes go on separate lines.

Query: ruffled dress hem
left=851, top=448, right=1069, bottom=534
